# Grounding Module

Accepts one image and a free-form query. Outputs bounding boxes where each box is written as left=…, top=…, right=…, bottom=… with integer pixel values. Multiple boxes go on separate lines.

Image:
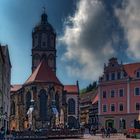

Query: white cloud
left=59, top=0, right=115, bottom=81
left=116, top=0, right=140, bottom=59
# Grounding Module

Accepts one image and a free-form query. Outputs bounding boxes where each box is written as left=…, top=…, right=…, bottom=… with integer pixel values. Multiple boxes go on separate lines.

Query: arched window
left=39, top=89, right=47, bottom=120
left=55, top=93, right=59, bottom=112
left=26, top=92, right=31, bottom=110
left=11, top=101, right=15, bottom=115
left=68, top=98, right=75, bottom=114
left=33, top=54, right=40, bottom=68
left=48, top=54, right=54, bottom=68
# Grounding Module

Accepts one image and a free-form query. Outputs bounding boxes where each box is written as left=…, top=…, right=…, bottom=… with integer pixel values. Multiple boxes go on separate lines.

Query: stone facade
left=10, top=11, right=79, bottom=131
left=0, top=45, right=11, bottom=131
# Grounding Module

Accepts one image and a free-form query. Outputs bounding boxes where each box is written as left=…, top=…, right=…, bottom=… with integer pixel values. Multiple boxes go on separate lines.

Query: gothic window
left=39, top=89, right=47, bottom=120
left=48, top=54, right=54, bottom=68
left=68, top=98, right=75, bottom=115
left=55, top=93, right=59, bottom=112
left=11, top=101, right=15, bottom=115
left=26, top=92, right=31, bottom=110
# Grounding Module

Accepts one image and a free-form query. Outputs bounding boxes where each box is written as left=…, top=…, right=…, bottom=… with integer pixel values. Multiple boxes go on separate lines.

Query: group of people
left=101, top=126, right=111, bottom=138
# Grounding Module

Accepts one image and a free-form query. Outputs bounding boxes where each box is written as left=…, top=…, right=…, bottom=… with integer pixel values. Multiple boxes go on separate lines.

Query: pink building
left=98, top=57, right=140, bottom=130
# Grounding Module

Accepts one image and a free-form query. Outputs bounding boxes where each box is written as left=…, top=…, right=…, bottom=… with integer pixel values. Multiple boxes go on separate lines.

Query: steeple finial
left=41, top=6, right=47, bottom=24
left=43, top=6, right=46, bottom=13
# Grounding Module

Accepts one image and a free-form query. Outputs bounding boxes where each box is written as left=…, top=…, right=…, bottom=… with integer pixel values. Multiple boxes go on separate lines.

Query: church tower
left=32, top=10, right=56, bottom=72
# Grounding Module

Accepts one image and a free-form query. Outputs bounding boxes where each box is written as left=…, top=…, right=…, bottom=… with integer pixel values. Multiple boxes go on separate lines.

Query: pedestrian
left=106, top=127, right=111, bottom=138
left=92, top=127, right=96, bottom=135
left=101, top=126, right=105, bottom=137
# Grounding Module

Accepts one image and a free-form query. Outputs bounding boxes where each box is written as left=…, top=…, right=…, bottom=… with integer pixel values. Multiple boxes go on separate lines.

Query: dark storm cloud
left=59, top=0, right=124, bottom=80
left=116, top=0, right=140, bottom=60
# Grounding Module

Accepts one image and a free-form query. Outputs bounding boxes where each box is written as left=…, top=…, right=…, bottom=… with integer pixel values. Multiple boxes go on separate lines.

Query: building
left=80, top=91, right=95, bottom=127
left=0, top=46, right=4, bottom=128
left=10, top=11, right=79, bottom=131
left=98, top=57, right=140, bottom=130
left=89, top=91, right=98, bottom=129
left=0, top=45, right=11, bottom=131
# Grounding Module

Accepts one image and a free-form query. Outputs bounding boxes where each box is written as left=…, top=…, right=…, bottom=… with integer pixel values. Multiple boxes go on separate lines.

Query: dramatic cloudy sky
left=0, top=0, right=140, bottom=88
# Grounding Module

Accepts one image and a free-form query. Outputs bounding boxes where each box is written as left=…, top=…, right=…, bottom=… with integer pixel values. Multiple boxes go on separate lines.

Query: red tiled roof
left=92, top=93, right=98, bottom=104
left=25, top=59, right=62, bottom=85
left=124, top=63, right=140, bottom=78
left=11, top=84, right=22, bottom=92
left=64, top=85, right=78, bottom=93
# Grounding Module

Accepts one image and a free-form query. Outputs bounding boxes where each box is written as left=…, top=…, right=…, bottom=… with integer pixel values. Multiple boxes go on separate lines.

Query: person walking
left=101, top=126, right=105, bottom=138
left=106, top=127, right=111, bottom=138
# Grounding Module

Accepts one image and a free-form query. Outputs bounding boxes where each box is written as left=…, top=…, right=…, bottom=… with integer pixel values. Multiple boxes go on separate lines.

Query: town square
left=0, top=0, right=140, bottom=139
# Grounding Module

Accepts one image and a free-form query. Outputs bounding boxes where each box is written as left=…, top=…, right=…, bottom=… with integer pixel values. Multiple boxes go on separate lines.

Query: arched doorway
left=105, top=119, right=114, bottom=128
left=68, top=116, right=77, bottom=129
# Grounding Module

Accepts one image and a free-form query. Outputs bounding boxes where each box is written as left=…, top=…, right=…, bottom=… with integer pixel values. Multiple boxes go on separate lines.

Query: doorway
left=105, top=119, right=114, bottom=128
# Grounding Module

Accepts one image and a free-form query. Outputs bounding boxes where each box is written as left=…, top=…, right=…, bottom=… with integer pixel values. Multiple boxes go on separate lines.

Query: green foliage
left=80, top=81, right=97, bottom=94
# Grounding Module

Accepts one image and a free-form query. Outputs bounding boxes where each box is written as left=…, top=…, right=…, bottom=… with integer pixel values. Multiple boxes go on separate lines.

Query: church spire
left=41, top=7, right=48, bottom=24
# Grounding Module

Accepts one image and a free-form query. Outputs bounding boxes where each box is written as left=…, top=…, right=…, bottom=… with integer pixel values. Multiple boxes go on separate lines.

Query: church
left=10, top=11, right=79, bottom=131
